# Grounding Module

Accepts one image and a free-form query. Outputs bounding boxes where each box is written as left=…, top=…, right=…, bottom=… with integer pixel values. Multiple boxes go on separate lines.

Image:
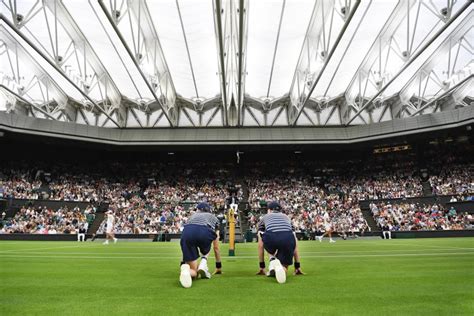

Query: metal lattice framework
left=0, top=0, right=472, bottom=128
left=214, top=0, right=248, bottom=126
left=0, top=25, right=71, bottom=120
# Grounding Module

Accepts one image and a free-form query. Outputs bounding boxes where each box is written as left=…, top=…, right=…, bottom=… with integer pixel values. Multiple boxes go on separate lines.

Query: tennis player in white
left=103, top=210, right=118, bottom=245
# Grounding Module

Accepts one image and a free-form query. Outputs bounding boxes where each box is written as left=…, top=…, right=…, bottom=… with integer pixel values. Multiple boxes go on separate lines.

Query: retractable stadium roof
left=0, top=0, right=472, bottom=128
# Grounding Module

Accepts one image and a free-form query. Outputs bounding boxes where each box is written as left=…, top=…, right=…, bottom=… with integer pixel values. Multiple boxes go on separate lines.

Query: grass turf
left=0, top=238, right=473, bottom=316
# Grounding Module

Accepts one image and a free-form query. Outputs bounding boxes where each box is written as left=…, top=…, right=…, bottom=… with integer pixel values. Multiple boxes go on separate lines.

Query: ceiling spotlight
left=440, top=7, right=448, bottom=17
left=341, top=7, right=347, bottom=15
left=168, top=152, right=175, bottom=155
left=16, top=14, right=24, bottom=23
left=113, top=10, right=121, bottom=19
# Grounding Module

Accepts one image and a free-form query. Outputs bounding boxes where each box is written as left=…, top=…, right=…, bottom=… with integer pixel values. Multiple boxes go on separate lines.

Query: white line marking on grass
left=3, top=248, right=474, bottom=256
left=0, top=251, right=185, bottom=255
left=0, top=245, right=83, bottom=253
left=222, top=247, right=474, bottom=254
left=4, top=248, right=474, bottom=256
left=383, top=241, right=474, bottom=250
left=1, top=252, right=474, bottom=260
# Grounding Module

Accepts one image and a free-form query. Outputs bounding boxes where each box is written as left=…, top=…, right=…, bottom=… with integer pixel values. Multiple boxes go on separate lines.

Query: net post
left=228, top=208, right=235, bottom=256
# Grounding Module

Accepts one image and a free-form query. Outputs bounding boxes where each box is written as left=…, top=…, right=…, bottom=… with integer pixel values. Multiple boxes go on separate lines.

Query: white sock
left=199, top=257, right=208, bottom=269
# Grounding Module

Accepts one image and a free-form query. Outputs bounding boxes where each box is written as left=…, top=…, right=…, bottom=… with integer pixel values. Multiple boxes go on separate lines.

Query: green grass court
left=1, top=238, right=473, bottom=315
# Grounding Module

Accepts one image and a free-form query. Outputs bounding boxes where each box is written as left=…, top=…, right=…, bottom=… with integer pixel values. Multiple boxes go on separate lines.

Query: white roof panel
left=0, top=0, right=471, bottom=127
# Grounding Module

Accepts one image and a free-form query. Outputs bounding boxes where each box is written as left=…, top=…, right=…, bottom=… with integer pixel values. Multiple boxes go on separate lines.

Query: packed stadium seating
left=370, top=201, right=473, bottom=231
left=0, top=161, right=240, bottom=205
left=0, top=205, right=95, bottom=234
left=96, top=203, right=192, bottom=234
left=246, top=163, right=369, bottom=233
left=0, top=147, right=472, bottom=235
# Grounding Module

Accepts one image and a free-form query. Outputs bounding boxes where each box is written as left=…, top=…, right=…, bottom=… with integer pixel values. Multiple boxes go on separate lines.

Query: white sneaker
left=103, top=240, right=109, bottom=245
left=330, top=239, right=336, bottom=243
left=180, top=264, right=192, bottom=288
left=198, top=259, right=211, bottom=279
left=318, top=236, right=323, bottom=242
left=273, top=259, right=286, bottom=284
left=113, top=238, right=118, bottom=244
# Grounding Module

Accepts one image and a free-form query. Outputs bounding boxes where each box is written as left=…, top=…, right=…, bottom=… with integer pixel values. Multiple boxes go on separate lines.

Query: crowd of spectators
left=246, top=164, right=369, bottom=234
left=248, top=196, right=369, bottom=236
left=0, top=148, right=472, bottom=235
left=0, top=162, right=240, bottom=235
left=0, top=168, right=42, bottom=199
left=96, top=202, right=191, bottom=234
left=322, top=155, right=424, bottom=200
left=424, top=145, right=473, bottom=196
left=430, top=164, right=473, bottom=196
left=0, top=161, right=239, bottom=208
left=371, top=202, right=473, bottom=231
left=0, top=205, right=95, bottom=234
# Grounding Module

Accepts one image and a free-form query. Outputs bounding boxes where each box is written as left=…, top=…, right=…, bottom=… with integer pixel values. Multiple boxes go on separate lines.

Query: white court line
left=0, top=245, right=83, bottom=253
left=209, top=247, right=474, bottom=254
left=123, top=242, right=474, bottom=250
left=383, top=242, right=474, bottom=250
left=3, top=248, right=473, bottom=256
left=1, top=239, right=473, bottom=252
left=1, top=252, right=474, bottom=260
left=0, top=238, right=472, bottom=248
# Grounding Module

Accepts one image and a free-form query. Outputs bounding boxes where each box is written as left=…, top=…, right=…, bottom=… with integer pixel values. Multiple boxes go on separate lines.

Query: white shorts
left=325, top=225, right=332, bottom=231
left=106, top=226, right=113, bottom=234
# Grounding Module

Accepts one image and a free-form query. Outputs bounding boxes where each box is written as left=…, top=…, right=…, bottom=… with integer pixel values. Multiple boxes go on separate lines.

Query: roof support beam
left=0, top=26, right=77, bottom=122
left=42, top=0, right=124, bottom=124
left=213, top=0, right=229, bottom=126
left=176, top=1, right=199, bottom=106
left=98, top=0, right=178, bottom=127
left=0, top=8, right=121, bottom=127
left=237, top=0, right=249, bottom=126
left=0, top=84, right=58, bottom=120
left=397, top=10, right=473, bottom=117
left=345, top=0, right=471, bottom=125
left=212, top=0, right=248, bottom=127
left=288, top=0, right=360, bottom=126
left=266, top=0, right=286, bottom=99
left=410, top=75, right=473, bottom=116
